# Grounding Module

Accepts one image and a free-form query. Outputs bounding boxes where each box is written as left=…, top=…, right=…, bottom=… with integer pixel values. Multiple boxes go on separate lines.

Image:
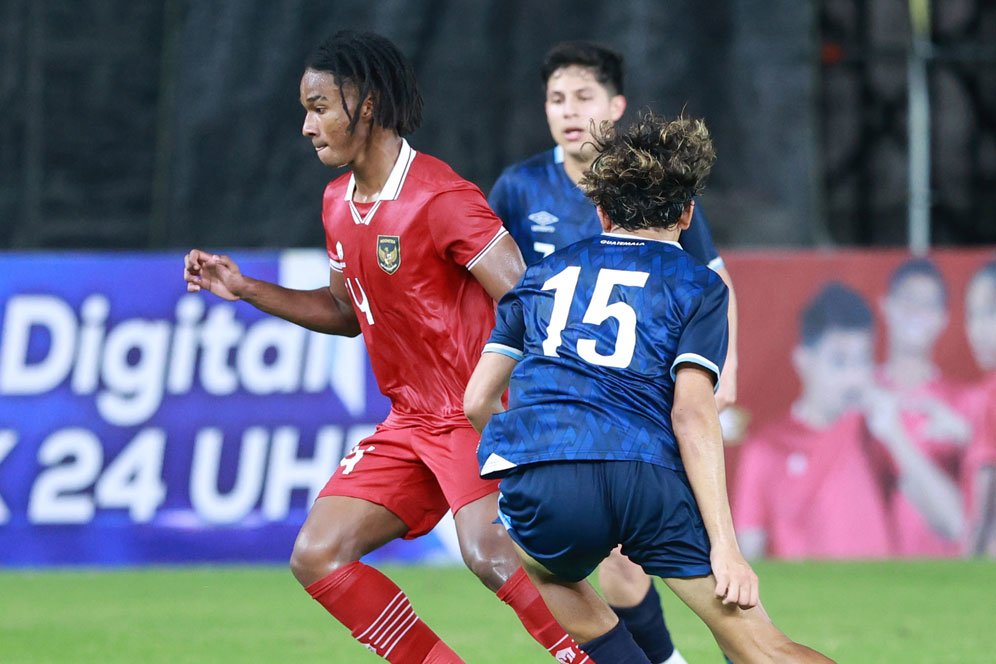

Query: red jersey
left=321, top=141, right=508, bottom=420
left=733, top=411, right=894, bottom=559
left=875, top=372, right=969, bottom=557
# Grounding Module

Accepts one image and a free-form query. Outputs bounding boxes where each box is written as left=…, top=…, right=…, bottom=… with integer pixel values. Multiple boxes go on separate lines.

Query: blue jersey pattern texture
left=479, top=232, right=729, bottom=478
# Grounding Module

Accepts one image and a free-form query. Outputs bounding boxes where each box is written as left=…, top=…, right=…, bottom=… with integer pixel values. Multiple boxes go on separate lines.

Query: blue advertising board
left=0, top=251, right=461, bottom=566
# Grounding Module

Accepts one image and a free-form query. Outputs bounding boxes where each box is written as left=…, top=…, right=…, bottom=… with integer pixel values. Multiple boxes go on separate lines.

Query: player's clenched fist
left=711, top=546, right=759, bottom=609
left=183, top=249, right=244, bottom=302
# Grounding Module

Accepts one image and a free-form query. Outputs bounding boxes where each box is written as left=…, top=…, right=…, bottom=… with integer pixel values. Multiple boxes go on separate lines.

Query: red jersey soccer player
left=184, top=31, right=586, bottom=664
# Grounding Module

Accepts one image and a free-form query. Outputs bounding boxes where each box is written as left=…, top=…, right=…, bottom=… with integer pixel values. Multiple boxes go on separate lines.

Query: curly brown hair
left=581, top=112, right=716, bottom=231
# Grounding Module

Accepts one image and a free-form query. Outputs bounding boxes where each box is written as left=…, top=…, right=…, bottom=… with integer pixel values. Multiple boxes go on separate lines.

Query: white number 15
left=540, top=267, right=649, bottom=368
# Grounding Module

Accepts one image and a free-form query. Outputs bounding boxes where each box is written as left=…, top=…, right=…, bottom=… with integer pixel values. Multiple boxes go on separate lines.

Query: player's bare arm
left=464, top=352, right=516, bottom=432
left=183, top=249, right=360, bottom=336
left=672, top=363, right=758, bottom=609
left=468, top=235, right=526, bottom=301
left=714, top=265, right=739, bottom=411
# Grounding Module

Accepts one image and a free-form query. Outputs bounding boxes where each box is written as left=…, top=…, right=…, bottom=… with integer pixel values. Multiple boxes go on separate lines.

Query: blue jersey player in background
left=466, top=113, right=833, bottom=664
left=489, top=41, right=740, bottom=664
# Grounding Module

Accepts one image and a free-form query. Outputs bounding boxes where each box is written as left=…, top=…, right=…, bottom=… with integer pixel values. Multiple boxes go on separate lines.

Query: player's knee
left=459, top=532, right=522, bottom=591
left=460, top=547, right=507, bottom=589
left=289, top=527, right=360, bottom=587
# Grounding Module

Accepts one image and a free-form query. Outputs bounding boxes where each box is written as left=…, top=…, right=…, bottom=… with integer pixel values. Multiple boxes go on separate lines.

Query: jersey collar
left=602, top=232, right=683, bottom=248
left=343, top=139, right=417, bottom=203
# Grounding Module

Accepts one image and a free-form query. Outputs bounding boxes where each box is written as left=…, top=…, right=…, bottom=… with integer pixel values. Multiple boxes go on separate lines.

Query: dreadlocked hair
left=581, top=112, right=716, bottom=231
left=306, top=30, right=423, bottom=135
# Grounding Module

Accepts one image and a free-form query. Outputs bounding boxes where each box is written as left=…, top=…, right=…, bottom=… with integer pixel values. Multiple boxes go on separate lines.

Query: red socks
left=306, top=562, right=590, bottom=663
left=306, top=562, right=463, bottom=663
left=497, top=567, right=591, bottom=663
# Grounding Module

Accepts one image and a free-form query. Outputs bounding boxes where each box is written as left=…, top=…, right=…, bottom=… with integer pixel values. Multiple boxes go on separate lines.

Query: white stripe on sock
left=356, top=592, right=405, bottom=641
left=382, top=611, right=420, bottom=658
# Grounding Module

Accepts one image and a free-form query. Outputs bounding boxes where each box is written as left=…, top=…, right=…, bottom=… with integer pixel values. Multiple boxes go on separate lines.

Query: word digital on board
left=0, top=252, right=388, bottom=565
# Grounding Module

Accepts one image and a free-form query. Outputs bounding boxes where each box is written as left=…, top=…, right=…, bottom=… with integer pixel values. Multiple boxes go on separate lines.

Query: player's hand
left=183, top=249, right=245, bottom=302
left=711, top=545, right=759, bottom=609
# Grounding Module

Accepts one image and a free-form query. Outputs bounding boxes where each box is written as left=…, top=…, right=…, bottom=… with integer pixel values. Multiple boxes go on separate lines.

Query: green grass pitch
left=1, top=561, right=993, bottom=662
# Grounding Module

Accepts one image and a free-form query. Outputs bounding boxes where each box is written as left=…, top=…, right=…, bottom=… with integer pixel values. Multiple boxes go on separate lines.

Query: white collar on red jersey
left=343, top=139, right=417, bottom=204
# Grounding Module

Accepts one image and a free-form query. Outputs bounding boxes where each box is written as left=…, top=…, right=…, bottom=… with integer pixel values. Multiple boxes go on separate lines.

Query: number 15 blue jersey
left=478, top=233, right=729, bottom=478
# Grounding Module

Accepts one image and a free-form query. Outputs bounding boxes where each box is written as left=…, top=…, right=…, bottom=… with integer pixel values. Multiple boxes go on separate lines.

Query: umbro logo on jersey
left=377, top=235, right=401, bottom=274
left=528, top=210, right=559, bottom=233
left=528, top=210, right=559, bottom=226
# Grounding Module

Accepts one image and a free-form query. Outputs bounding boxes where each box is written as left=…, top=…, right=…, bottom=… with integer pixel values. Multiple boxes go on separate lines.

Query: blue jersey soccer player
left=489, top=41, right=739, bottom=664
left=466, top=113, right=833, bottom=664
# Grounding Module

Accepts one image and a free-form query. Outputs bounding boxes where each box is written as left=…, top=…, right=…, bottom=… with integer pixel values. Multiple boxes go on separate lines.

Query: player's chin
left=315, top=148, right=341, bottom=168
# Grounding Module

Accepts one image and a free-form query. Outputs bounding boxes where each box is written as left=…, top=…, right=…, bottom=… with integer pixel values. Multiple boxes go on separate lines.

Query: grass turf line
left=0, top=560, right=992, bottom=663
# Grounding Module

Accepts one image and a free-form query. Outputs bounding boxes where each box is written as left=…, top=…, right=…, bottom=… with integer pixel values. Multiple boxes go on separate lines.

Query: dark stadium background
left=1, top=0, right=994, bottom=252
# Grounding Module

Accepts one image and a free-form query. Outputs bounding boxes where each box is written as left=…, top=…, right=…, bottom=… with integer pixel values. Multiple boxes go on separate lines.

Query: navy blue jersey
left=478, top=233, right=729, bottom=478
left=489, top=146, right=724, bottom=268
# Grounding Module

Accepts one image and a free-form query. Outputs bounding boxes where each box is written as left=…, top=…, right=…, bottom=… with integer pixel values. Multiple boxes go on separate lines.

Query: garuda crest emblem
left=377, top=235, right=401, bottom=275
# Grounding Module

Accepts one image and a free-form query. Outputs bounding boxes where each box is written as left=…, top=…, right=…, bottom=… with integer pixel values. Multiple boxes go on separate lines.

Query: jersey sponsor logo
left=376, top=235, right=401, bottom=274
left=528, top=210, right=559, bottom=233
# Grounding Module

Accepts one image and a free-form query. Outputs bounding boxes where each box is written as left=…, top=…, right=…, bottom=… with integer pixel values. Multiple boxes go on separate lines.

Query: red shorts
left=319, top=418, right=500, bottom=539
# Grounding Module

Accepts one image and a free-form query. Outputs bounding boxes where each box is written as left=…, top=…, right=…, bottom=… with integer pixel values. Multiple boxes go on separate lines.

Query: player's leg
left=451, top=485, right=592, bottom=661
left=290, top=494, right=406, bottom=585
left=662, top=574, right=834, bottom=663
left=421, top=426, right=586, bottom=661
left=291, top=430, right=464, bottom=663
left=492, top=461, right=651, bottom=662
left=600, top=548, right=686, bottom=664
left=625, top=465, right=832, bottom=663
left=516, top=542, right=652, bottom=663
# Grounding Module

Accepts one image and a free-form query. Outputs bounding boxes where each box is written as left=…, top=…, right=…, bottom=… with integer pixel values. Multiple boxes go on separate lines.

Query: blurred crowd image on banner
left=729, top=251, right=996, bottom=560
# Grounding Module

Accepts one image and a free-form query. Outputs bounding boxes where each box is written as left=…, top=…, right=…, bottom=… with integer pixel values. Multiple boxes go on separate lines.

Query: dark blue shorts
left=497, top=461, right=713, bottom=583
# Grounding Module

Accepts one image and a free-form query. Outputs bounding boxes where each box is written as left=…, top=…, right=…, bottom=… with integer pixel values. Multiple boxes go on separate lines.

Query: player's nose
left=302, top=113, right=318, bottom=137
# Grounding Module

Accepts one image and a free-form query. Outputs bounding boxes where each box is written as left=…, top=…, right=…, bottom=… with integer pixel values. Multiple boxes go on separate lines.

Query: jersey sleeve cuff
left=465, top=228, right=509, bottom=270
left=708, top=256, right=725, bottom=272
left=483, top=342, right=524, bottom=361
left=329, top=257, right=344, bottom=272
left=670, top=353, right=721, bottom=393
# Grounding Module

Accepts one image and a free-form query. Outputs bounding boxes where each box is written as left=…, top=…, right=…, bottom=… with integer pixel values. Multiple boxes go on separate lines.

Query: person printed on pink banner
left=734, top=283, right=895, bottom=559
left=875, top=258, right=970, bottom=557
left=963, top=259, right=996, bottom=556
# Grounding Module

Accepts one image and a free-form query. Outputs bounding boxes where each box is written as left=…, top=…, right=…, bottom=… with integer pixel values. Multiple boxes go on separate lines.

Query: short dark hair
left=541, top=41, right=624, bottom=96
left=887, top=256, right=948, bottom=304
left=581, top=112, right=715, bottom=231
left=306, top=30, right=422, bottom=135
left=799, top=282, right=874, bottom=347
